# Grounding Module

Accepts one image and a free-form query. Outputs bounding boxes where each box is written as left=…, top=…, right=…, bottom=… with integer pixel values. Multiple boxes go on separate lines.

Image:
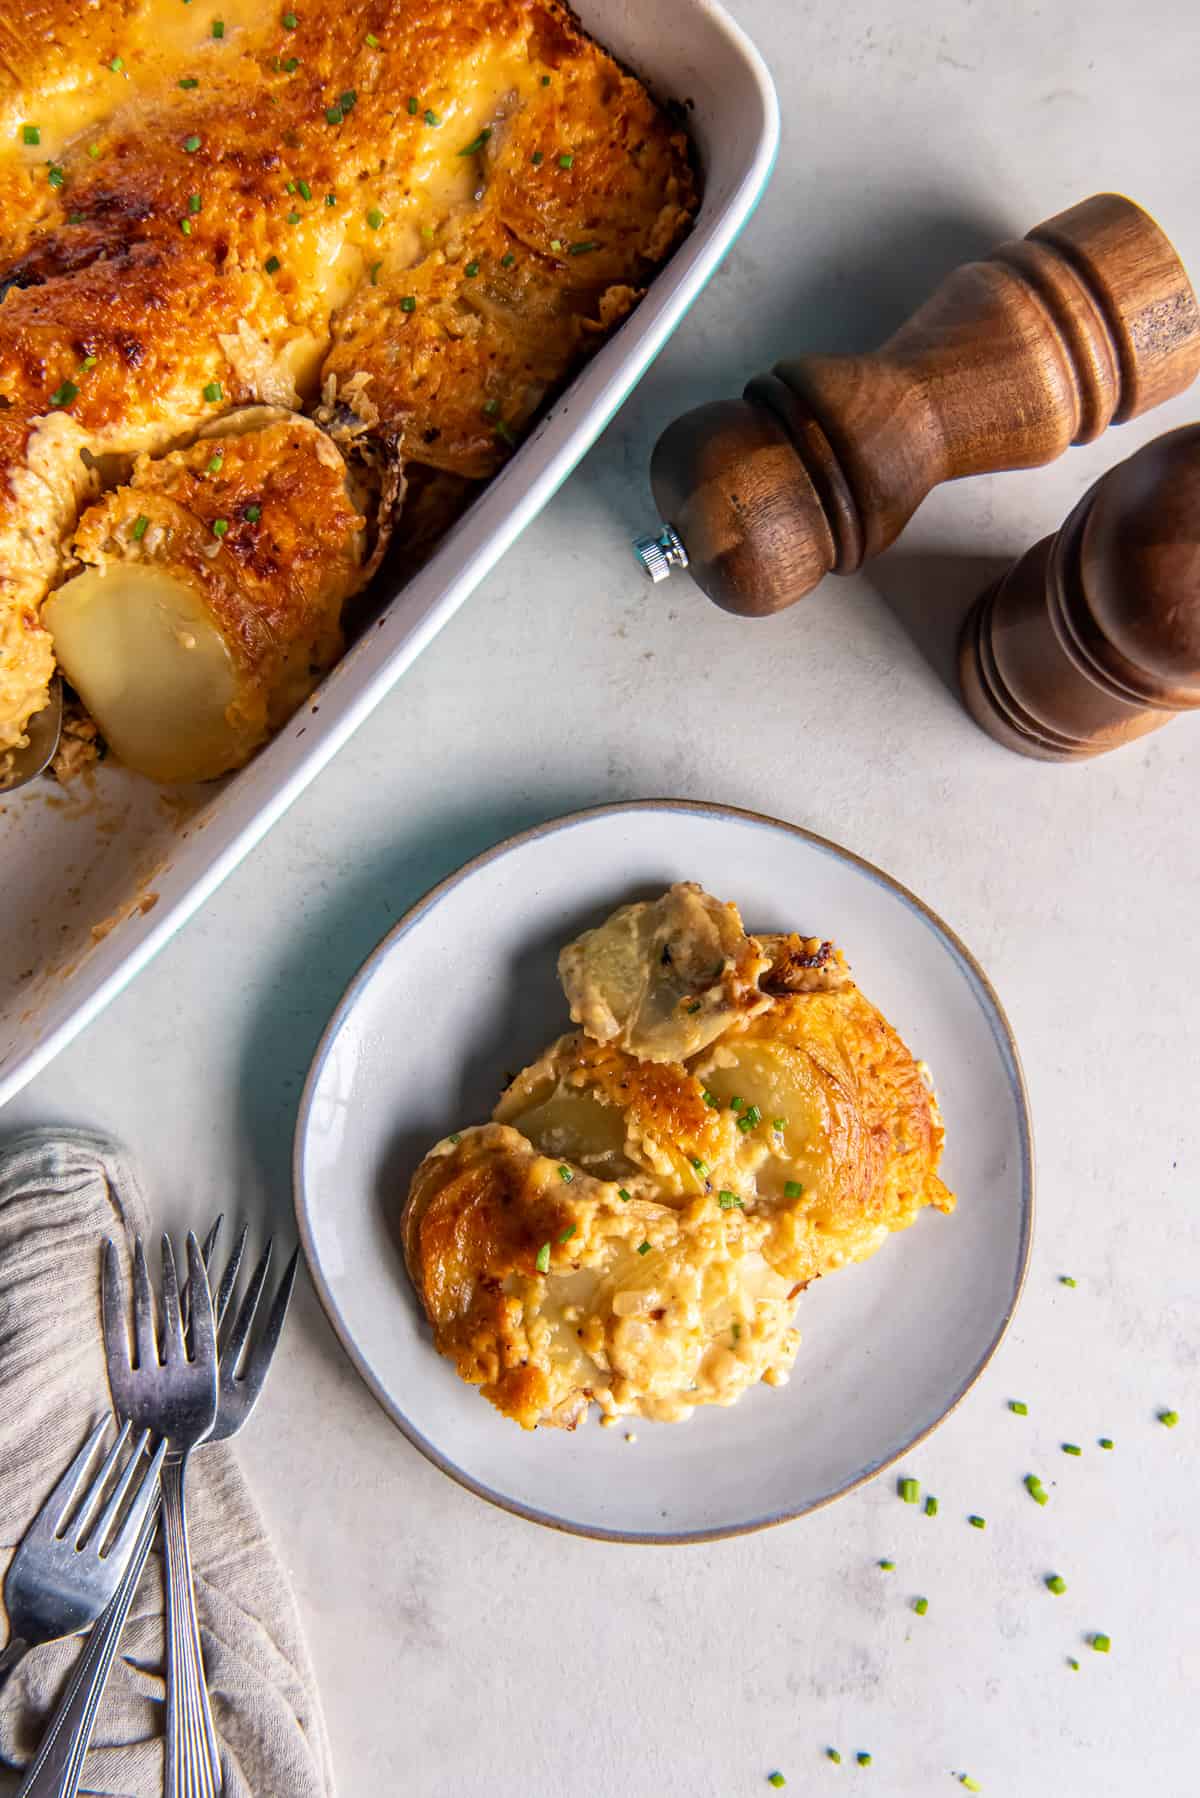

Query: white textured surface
left=5, top=0, right=1200, bottom=1790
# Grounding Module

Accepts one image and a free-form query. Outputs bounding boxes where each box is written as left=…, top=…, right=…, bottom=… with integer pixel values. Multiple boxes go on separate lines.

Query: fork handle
left=162, top=1454, right=222, bottom=1798
left=14, top=1508, right=158, bottom=1798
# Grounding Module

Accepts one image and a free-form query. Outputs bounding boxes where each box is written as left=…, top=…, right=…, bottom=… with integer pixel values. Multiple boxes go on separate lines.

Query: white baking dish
left=0, top=0, right=778, bottom=1108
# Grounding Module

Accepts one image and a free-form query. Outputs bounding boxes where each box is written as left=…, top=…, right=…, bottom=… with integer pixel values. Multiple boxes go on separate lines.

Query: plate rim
left=292, top=798, right=1035, bottom=1544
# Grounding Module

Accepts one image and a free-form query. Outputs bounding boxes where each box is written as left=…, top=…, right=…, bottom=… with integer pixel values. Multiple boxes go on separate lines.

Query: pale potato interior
left=43, top=563, right=250, bottom=784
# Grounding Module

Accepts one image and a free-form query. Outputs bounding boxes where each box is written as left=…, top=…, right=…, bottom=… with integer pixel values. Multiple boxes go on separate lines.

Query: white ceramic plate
left=294, top=802, right=1033, bottom=1542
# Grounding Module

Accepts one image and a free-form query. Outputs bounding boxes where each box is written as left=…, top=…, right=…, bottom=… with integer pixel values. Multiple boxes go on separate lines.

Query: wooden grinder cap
left=646, top=194, right=1200, bottom=616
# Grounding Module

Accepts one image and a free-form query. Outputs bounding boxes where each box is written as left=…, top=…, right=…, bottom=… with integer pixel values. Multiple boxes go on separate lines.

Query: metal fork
left=16, top=1225, right=298, bottom=1798
left=0, top=1419, right=165, bottom=1684
left=102, top=1233, right=218, bottom=1798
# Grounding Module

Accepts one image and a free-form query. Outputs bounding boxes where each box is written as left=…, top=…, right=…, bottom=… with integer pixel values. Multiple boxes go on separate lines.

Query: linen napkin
left=0, top=1128, right=335, bottom=1798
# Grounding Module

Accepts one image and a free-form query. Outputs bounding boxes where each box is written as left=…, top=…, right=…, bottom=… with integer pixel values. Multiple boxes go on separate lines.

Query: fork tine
left=160, top=1233, right=183, bottom=1363
left=222, top=1238, right=272, bottom=1378
left=83, top=1425, right=153, bottom=1553
left=100, top=1434, right=167, bottom=1566
left=214, top=1223, right=248, bottom=1336
left=35, top=1418, right=110, bottom=1540
left=67, top=1418, right=134, bottom=1546
left=235, top=1246, right=298, bottom=1405
left=132, top=1237, right=157, bottom=1370
left=185, top=1231, right=218, bottom=1370
left=200, top=1215, right=223, bottom=1271
left=101, top=1239, right=132, bottom=1380
left=182, top=1215, right=223, bottom=1337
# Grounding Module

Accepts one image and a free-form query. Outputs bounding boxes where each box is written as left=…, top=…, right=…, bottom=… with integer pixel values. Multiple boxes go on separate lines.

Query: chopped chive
left=783, top=1181, right=803, bottom=1199
left=925, top=1495, right=938, bottom=1517
left=340, top=89, right=357, bottom=110
left=968, top=1514, right=986, bottom=1529
left=1159, top=1409, right=1180, bottom=1427
left=530, top=150, right=543, bottom=165
left=366, top=206, right=383, bottom=229
left=878, top=1559, right=895, bottom=1571
left=207, top=452, right=223, bottom=473
left=203, top=380, right=222, bottom=401
left=365, top=31, right=379, bottom=47
left=1099, top=1437, right=1114, bottom=1449
left=494, top=419, right=517, bottom=445
left=265, top=254, right=281, bottom=273
left=458, top=128, right=492, bottom=155
left=110, top=54, right=125, bottom=70
left=767, top=1778, right=785, bottom=1790
left=244, top=503, right=261, bottom=522
left=79, top=354, right=97, bottom=371
left=685, top=1000, right=702, bottom=1014
left=180, top=217, right=193, bottom=234
left=188, top=192, right=202, bottom=213
left=1045, top=1574, right=1067, bottom=1594
left=637, top=1241, right=651, bottom=1256
left=1091, top=1633, right=1111, bottom=1653
left=297, top=178, right=312, bottom=200
left=184, top=134, right=201, bottom=153
left=541, top=72, right=551, bottom=85
left=282, top=9, right=298, bottom=25
left=856, top=1753, right=872, bottom=1767
left=827, top=1749, right=842, bottom=1765
left=1062, top=1443, right=1082, bottom=1456
left=399, top=295, right=416, bottom=311
left=211, top=19, right=223, bottom=38
left=325, top=191, right=337, bottom=205
left=1009, top=1400, right=1028, bottom=1415
left=716, top=1191, right=743, bottom=1210
left=131, top=514, right=149, bottom=540
left=559, top=1224, right=576, bottom=1242
left=690, top=1157, right=708, bottom=1175
left=211, top=517, right=229, bottom=537
left=729, top=1097, right=744, bottom=1111
left=87, top=143, right=102, bottom=159
left=898, top=1478, right=919, bottom=1504
left=22, top=125, right=40, bottom=145
left=1059, top=1275, right=1077, bottom=1287
left=286, top=179, right=298, bottom=194
left=48, top=165, right=65, bottom=188
left=737, top=1105, right=762, bottom=1133
left=369, top=259, right=382, bottom=284
left=568, top=239, right=600, bottom=255
left=286, top=210, right=301, bottom=224
left=481, top=398, right=499, bottom=417
left=731, top=1322, right=742, bottom=1342
left=424, top=108, right=440, bottom=126
left=535, top=1242, right=550, bottom=1273
left=549, top=237, right=564, bottom=253
left=501, top=250, right=515, bottom=267
left=772, top=1118, right=786, bottom=1132
left=618, top=1188, right=631, bottom=1202
left=1068, top=1657, right=1080, bottom=1670
left=960, top=1781, right=982, bottom=1794
left=325, top=105, right=343, bottom=124
left=558, top=152, right=574, bottom=168
left=557, top=1165, right=573, bottom=1183
left=283, top=55, right=299, bottom=69
left=913, top=1597, right=928, bottom=1615
left=464, top=260, right=480, bottom=277
left=179, top=76, right=199, bottom=87
left=701, top=1090, right=720, bottom=1109
left=1024, top=1474, right=1048, bottom=1505
left=48, top=379, right=78, bottom=407
left=407, top=95, right=418, bottom=114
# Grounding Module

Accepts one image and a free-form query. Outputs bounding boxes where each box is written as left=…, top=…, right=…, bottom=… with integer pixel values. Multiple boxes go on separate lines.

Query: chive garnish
left=283, top=55, right=299, bottom=69
left=878, top=1559, right=895, bottom=1571
left=244, top=504, right=261, bottom=522
left=180, top=218, right=193, bottom=235
left=407, top=95, right=418, bottom=114
left=48, top=380, right=77, bottom=407
left=736, top=1105, right=762, bottom=1133
left=1062, top=1443, right=1081, bottom=1456
left=179, top=76, right=199, bottom=88
left=297, top=178, right=312, bottom=200
left=637, top=1241, right=651, bottom=1255
left=183, top=135, right=201, bottom=153
left=826, top=1750, right=841, bottom=1765
left=913, top=1597, right=928, bottom=1615
left=568, top=240, right=599, bottom=255
left=365, top=31, right=379, bottom=47
left=1099, top=1437, right=1114, bottom=1449
left=211, top=20, right=223, bottom=38
left=558, top=152, right=574, bottom=168
left=1024, top=1475, right=1048, bottom=1505
left=717, top=1191, right=742, bottom=1210
left=131, top=514, right=149, bottom=540
left=286, top=209, right=300, bottom=224
left=211, top=518, right=229, bottom=537
left=960, top=1780, right=982, bottom=1793
left=685, top=1000, right=702, bottom=1014
left=701, top=1090, right=720, bottom=1109
left=557, top=1165, right=573, bottom=1183
left=282, top=9, right=298, bottom=25
left=369, top=260, right=382, bottom=284
left=87, top=143, right=102, bottom=159
left=325, top=106, right=343, bottom=124
left=448, top=1132, right=461, bottom=1145
left=48, top=165, right=65, bottom=188
left=729, top=1097, right=743, bottom=1111
left=1046, top=1574, right=1067, bottom=1594
left=899, top=1478, right=919, bottom=1503
left=1091, top=1633, right=1111, bottom=1653
left=783, top=1181, right=803, bottom=1199
left=265, top=254, right=281, bottom=273
left=203, top=380, right=222, bottom=401
left=767, top=1777, right=785, bottom=1790
left=399, top=295, right=416, bottom=311
left=1068, top=1657, right=1079, bottom=1670
left=207, top=452, right=223, bottom=473
left=559, top=1224, right=576, bottom=1242
left=1059, top=1274, right=1077, bottom=1286
left=325, top=191, right=336, bottom=205
left=464, top=260, right=479, bottom=277
left=530, top=150, right=543, bottom=165
left=857, top=1754, right=872, bottom=1767
left=366, top=207, right=383, bottom=229
left=78, top=355, right=97, bottom=372
left=424, top=108, right=440, bottom=127
left=458, top=128, right=492, bottom=155
left=541, top=72, right=551, bottom=85
left=1009, top=1400, right=1028, bottom=1415
left=772, top=1118, right=786, bottom=1132
left=617, top=1188, right=631, bottom=1202
left=1159, top=1409, right=1180, bottom=1427
left=340, top=90, right=357, bottom=110
left=501, top=250, right=516, bottom=267
left=494, top=420, right=517, bottom=444
left=110, top=54, right=126, bottom=70
left=535, top=1242, right=550, bottom=1273
left=188, top=192, right=202, bottom=213
left=690, top=1157, right=708, bottom=1176
left=481, top=399, right=499, bottom=417
left=22, top=125, right=40, bottom=144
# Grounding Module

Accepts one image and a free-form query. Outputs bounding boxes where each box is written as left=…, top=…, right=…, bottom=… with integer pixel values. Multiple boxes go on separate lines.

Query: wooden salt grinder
left=638, top=194, right=1200, bottom=615
left=959, top=424, right=1200, bottom=759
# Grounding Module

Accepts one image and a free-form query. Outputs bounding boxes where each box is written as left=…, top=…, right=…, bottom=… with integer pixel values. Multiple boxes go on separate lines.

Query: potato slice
left=44, top=411, right=377, bottom=783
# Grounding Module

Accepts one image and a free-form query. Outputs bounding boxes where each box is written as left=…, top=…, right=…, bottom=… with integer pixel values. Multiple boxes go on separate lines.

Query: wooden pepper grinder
left=636, top=194, right=1200, bottom=615
left=959, top=423, right=1200, bottom=759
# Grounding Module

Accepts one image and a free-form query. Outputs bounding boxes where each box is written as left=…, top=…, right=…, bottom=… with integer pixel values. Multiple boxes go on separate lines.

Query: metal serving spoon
left=0, top=680, right=63, bottom=794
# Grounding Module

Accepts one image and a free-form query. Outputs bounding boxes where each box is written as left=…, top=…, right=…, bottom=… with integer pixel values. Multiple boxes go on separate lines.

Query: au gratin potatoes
left=0, top=0, right=695, bottom=783
left=402, top=885, right=955, bottom=1430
